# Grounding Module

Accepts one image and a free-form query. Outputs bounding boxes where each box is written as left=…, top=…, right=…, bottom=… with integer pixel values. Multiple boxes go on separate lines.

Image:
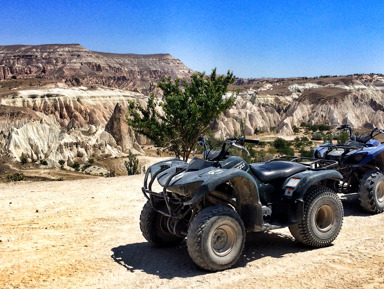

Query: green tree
left=272, top=137, right=294, bottom=155
left=337, top=131, right=350, bottom=144
left=127, top=69, right=236, bottom=161
left=124, top=150, right=140, bottom=175
left=323, top=131, right=333, bottom=143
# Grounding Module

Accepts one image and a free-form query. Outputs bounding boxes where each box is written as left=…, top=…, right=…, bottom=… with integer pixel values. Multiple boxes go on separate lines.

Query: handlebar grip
left=244, top=139, right=259, bottom=144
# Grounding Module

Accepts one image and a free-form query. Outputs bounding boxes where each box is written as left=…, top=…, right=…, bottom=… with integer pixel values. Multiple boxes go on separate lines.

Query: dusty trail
left=1, top=175, right=383, bottom=288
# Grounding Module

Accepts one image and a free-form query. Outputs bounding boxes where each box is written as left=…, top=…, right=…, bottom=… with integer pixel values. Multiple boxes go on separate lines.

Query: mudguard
left=176, top=167, right=264, bottom=231
left=148, top=158, right=186, bottom=176
left=344, top=146, right=384, bottom=167
left=282, top=169, right=342, bottom=201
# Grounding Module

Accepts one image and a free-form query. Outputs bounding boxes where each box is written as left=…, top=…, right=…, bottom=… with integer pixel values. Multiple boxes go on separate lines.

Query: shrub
left=58, top=159, right=65, bottom=169
left=20, top=153, right=28, bottom=165
left=311, top=132, right=323, bottom=140
left=71, top=162, right=80, bottom=171
left=7, top=173, right=26, bottom=181
left=299, top=148, right=314, bottom=157
left=124, top=150, right=140, bottom=175
left=337, top=131, right=349, bottom=145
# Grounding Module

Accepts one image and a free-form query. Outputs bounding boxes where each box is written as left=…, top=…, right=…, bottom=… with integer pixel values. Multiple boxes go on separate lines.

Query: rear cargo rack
left=268, top=156, right=338, bottom=170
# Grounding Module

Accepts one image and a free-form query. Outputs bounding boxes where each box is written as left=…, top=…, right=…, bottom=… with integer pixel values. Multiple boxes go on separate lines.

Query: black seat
left=250, top=161, right=307, bottom=183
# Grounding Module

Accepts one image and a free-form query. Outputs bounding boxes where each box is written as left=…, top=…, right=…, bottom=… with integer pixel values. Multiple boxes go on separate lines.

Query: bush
left=71, top=162, right=80, bottom=171
left=323, top=132, right=333, bottom=143
left=311, top=132, right=323, bottom=140
left=272, top=137, right=289, bottom=150
left=20, top=153, right=28, bottom=165
left=318, top=124, right=331, bottom=131
left=299, top=148, right=314, bottom=157
left=279, top=146, right=294, bottom=156
left=124, top=150, right=140, bottom=175
left=7, top=173, right=26, bottom=182
left=58, top=159, right=65, bottom=169
left=337, top=131, right=349, bottom=145
left=272, top=137, right=294, bottom=155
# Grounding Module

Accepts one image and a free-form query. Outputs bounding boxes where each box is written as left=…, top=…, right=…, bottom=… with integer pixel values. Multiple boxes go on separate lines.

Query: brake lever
left=232, top=143, right=250, bottom=156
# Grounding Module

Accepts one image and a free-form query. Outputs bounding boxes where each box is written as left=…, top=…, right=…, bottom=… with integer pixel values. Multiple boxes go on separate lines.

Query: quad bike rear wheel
left=359, top=170, right=384, bottom=214
left=289, top=186, right=343, bottom=247
left=140, top=200, right=184, bottom=247
left=186, top=205, right=245, bottom=271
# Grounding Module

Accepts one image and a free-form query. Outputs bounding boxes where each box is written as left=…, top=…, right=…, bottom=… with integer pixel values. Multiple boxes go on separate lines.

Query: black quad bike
left=314, top=124, right=384, bottom=214
left=140, top=136, right=344, bottom=271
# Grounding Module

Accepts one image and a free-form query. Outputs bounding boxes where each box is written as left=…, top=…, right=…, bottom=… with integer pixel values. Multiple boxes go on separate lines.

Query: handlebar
left=198, top=136, right=259, bottom=161
left=335, top=124, right=384, bottom=144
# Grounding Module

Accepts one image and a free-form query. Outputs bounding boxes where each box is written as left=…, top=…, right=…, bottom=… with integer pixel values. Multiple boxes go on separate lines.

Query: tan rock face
left=105, top=103, right=144, bottom=154
left=0, top=44, right=193, bottom=91
left=1, top=67, right=384, bottom=166
left=0, top=87, right=148, bottom=165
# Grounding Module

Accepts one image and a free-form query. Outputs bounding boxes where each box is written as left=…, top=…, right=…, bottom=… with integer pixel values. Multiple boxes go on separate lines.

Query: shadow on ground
left=111, top=192, right=371, bottom=278
left=111, top=231, right=313, bottom=279
left=340, top=193, right=371, bottom=217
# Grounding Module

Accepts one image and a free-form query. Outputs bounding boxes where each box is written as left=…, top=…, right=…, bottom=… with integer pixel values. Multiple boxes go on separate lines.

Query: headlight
left=168, top=181, right=203, bottom=197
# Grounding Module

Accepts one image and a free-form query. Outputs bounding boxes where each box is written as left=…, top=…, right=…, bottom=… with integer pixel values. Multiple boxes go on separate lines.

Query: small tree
left=58, top=159, right=65, bottom=169
left=337, top=131, right=350, bottom=145
left=127, top=69, right=236, bottom=161
left=124, top=150, right=140, bottom=176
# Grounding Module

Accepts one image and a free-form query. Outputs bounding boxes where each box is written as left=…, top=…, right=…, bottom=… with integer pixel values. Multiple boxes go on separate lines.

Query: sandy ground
left=1, top=172, right=384, bottom=289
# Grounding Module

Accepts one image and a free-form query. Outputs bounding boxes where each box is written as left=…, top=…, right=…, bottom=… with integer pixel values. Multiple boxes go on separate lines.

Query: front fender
left=184, top=168, right=263, bottom=231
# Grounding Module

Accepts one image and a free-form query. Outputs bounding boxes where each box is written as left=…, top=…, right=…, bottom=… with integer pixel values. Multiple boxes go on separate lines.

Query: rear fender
left=184, top=168, right=263, bottom=231
left=283, top=170, right=342, bottom=201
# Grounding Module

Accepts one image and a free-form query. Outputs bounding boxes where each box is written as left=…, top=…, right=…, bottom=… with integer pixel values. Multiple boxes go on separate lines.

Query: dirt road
left=1, top=175, right=383, bottom=288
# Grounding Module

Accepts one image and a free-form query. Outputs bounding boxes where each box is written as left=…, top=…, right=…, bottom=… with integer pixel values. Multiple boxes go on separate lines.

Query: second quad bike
left=140, top=136, right=344, bottom=271
left=314, top=124, right=384, bottom=214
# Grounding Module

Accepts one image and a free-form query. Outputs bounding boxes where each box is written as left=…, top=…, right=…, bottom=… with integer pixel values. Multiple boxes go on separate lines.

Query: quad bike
left=314, top=124, right=384, bottom=214
left=140, top=136, right=344, bottom=271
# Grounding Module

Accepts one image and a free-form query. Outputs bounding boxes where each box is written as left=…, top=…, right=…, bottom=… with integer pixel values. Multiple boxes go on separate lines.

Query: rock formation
left=105, top=103, right=144, bottom=154
left=1, top=43, right=384, bottom=168
left=0, top=44, right=193, bottom=91
left=0, top=87, right=147, bottom=166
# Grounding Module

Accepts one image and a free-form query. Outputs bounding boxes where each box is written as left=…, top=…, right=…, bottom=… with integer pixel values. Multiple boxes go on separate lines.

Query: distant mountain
left=1, top=43, right=384, bottom=169
left=0, top=44, right=193, bottom=91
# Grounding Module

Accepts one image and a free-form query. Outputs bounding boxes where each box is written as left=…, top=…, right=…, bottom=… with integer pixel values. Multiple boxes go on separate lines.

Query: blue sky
left=1, top=0, right=383, bottom=78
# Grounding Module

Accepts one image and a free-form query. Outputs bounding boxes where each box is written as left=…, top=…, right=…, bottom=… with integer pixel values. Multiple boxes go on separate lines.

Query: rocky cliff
left=212, top=74, right=384, bottom=138
left=1, top=43, right=384, bottom=168
left=0, top=87, right=146, bottom=166
left=0, top=44, right=192, bottom=91
left=2, top=74, right=383, bottom=167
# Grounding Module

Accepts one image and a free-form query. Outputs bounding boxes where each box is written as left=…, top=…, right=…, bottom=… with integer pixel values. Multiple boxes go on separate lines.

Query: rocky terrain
left=1, top=44, right=384, bottom=171
left=0, top=86, right=146, bottom=167
left=0, top=44, right=192, bottom=92
left=213, top=74, right=384, bottom=137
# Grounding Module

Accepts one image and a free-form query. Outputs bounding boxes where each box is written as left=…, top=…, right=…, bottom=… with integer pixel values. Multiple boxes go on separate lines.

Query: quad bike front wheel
left=359, top=170, right=384, bottom=214
left=140, top=200, right=184, bottom=247
left=186, top=205, right=245, bottom=271
left=289, top=186, right=343, bottom=247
